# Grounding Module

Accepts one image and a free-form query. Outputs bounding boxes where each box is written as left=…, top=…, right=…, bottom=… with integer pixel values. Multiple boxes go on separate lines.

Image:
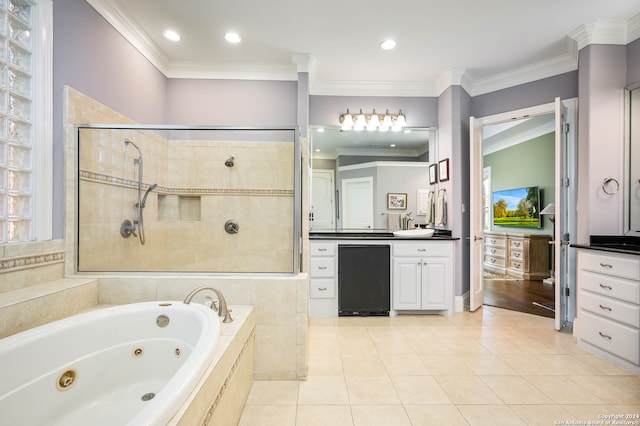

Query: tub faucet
left=183, top=287, right=233, bottom=323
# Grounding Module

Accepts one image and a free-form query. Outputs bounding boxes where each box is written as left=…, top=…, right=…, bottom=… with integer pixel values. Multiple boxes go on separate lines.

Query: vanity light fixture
left=225, top=32, right=242, bottom=43
left=339, top=109, right=406, bottom=132
left=163, top=30, right=181, bottom=42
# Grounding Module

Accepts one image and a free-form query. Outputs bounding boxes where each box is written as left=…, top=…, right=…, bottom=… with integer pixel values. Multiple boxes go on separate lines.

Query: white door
left=341, top=177, right=373, bottom=229
left=469, top=116, right=485, bottom=311
left=554, top=97, right=571, bottom=330
left=311, top=169, right=335, bottom=229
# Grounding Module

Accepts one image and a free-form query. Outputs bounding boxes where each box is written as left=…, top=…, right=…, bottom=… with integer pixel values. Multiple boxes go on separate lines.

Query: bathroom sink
left=393, top=229, right=435, bottom=238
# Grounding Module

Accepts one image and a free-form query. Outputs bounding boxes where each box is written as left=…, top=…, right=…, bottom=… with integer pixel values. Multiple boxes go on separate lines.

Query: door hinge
left=564, top=177, right=570, bottom=187
left=564, top=123, right=570, bottom=134
left=565, top=288, right=570, bottom=297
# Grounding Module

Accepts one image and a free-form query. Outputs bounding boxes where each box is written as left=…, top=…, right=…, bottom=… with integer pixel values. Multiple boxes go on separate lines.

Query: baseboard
left=455, top=291, right=469, bottom=312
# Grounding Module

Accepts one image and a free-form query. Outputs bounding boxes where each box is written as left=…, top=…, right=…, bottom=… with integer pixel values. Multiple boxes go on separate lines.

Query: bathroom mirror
left=309, top=127, right=436, bottom=231
left=626, top=83, right=640, bottom=235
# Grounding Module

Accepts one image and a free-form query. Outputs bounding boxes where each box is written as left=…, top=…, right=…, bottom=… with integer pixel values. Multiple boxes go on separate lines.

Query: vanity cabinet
left=392, top=242, right=453, bottom=314
left=575, top=249, right=640, bottom=372
left=308, top=242, right=338, bottom=317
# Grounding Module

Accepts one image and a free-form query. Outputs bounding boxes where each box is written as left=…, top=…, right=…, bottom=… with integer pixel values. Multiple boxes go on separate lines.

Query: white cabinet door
left=393, top=257, right=422, bottom=309
left=422, top=257, right=451, bottom=310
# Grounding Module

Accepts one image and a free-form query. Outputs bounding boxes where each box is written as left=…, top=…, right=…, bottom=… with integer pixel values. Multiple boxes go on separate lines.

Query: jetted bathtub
left=0, top=301, right=220, bottom=426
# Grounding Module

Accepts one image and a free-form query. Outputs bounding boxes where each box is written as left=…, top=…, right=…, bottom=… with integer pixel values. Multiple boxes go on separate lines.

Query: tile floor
left=239, top=306, right=640, bottom=425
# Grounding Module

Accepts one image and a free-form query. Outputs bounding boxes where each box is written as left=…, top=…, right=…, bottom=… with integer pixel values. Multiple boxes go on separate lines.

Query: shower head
left=140, top=183, right=158, bottom=208
left=225, top=155, right=235, bottom=167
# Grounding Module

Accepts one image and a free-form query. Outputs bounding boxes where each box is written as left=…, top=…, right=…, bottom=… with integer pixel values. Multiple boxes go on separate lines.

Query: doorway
left=470, top=99, right=578, bottom=330
left=481, top=115, right=556, bottom=318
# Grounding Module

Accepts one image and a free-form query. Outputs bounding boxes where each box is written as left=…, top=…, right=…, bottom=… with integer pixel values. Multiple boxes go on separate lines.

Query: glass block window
left=0, top=0, right=33, bottom=242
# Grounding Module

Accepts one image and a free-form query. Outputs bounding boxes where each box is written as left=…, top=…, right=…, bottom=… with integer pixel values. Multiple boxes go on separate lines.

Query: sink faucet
left=183, top=287, right=233, bottom=323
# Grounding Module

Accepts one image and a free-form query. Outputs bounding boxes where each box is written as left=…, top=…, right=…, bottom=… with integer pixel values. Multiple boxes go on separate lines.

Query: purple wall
left=165, top=79, right=297, bottom=126
left=470, top=71, right=578, bottom=118
left=53, top=0, right=167, bottom=237
left=309, top=95, right=438, bottom=127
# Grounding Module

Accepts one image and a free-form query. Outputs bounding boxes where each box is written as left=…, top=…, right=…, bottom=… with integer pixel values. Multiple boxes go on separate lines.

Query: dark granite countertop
left=571, top=235, right=640, bottom=255
left=310, top=229, right=459, bottom=241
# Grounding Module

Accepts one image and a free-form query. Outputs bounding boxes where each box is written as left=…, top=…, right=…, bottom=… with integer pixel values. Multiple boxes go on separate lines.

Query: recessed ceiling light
left=317, top=128, right=325, bottom=133
left=225, top=32, right=242, bottom=43
left=390, top=144, right=396, bottom=147
left=163, top=30, right=181, bottom=42
left=380, top=39, right=396, bottom=50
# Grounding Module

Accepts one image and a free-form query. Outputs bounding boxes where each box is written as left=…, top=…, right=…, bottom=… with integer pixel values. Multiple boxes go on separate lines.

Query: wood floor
left=483, top=278, right=555, bottom=318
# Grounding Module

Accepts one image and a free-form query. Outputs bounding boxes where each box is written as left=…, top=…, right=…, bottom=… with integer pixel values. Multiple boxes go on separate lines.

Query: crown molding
left=568, top=19, right=630, bottom=50
left=628, top=14, right=640, bottom=43
left=86, top=0, right=170, bottom=74
left=309, top=79, right=438, bottom=97
left=483, top=118, right=555, bottom=155
left=164, top=63, right=298, bottom=81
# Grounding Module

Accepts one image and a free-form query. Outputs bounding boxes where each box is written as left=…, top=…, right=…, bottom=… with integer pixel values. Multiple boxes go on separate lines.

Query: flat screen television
left=492, top=186, right=541, bottom=228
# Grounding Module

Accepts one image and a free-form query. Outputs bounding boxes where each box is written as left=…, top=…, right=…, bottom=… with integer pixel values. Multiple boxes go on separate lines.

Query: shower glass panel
left=76, top=126, right=300, bottom=273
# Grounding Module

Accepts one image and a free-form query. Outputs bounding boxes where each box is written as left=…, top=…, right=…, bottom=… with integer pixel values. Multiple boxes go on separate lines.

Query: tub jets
left=225, top=155, right=235, bottom=167
left=121, top=139, right=157, bottom=245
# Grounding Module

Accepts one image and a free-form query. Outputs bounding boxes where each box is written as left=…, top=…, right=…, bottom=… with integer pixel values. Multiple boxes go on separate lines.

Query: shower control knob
left=224, top=220, right=239, bottom=234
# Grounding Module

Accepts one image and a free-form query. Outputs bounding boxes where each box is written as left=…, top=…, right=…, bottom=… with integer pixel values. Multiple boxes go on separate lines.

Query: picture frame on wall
left=387, top=193, right=407, bottom=210
left=438, top=158, right=450, bottom=182
left=429, top=163, right=438, bottom=184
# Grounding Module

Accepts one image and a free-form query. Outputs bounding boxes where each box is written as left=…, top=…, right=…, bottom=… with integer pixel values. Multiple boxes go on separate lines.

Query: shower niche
left=76, top=126, right=300, bottom=273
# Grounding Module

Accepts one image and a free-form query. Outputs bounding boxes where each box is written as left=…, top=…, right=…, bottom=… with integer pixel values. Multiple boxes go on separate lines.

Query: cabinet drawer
left=310, top=278, right=336, bottom=299
left=577, top=310, right=640, bottom=364
left=484, top=255, right=506, bottom=268
left=394, top=243, right=451, bottom=257
left=509, top=259, right=525, bottom=271
left=485, top=246, right=506, bottom=258
left=485, top=236, right=506, bottom=247
left=580, top=290, right=640, bottom=328
left=310, top=258, right=335, bottom=277
left=579, top=251, right=640, bottom=281
left=509, top=238, right=525, bottom=250
left=510, top=249, right=525, bottom=261
left=310, top=243, right=335, bottom=256
left=579, top=270, right=640, bottom=304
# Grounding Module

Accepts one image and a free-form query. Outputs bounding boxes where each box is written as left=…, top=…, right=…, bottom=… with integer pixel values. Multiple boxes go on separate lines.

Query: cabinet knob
left=599, top=283, right=613, bottom=290
left=491, top=249, right=496, bottom=254
left=599, top=263, right=613, bottom=269
left=318, top=248, right=327, bottom=252
left=318, top=287, right=327, bottom=291
left=318, top=266, right=327, bottom=270
left=599, top=304, right=612, bottom=312
left=417, top=248, right=426, bottom=252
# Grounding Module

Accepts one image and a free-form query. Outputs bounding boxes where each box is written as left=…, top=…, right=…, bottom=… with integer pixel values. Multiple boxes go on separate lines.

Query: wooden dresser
left=484, top=232, right=550, bottom=280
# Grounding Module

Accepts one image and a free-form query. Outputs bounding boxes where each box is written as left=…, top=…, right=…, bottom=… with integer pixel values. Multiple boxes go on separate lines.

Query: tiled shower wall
left=65, top=86, right=308, bottom=380
left=77, top=130, right=294, bottom=273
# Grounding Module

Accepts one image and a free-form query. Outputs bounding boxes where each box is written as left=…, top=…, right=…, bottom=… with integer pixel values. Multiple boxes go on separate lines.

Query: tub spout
left=183, top=287, right=233, bottom=323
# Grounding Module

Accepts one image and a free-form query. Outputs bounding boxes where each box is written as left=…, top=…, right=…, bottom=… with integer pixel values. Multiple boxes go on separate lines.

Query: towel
left=435, top=189, right=447, bottom=226
left=425, top=191, right=435, bottom=226
left=387, top=213, right=402, bottom=230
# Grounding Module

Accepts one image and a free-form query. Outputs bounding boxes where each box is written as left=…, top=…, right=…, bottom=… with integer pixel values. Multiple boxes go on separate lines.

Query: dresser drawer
left=310, top=278, right=336, bottom=299
left=579, top=270, right=640, bottom=304
left=310, top=258, right=335, bottom=277
left=310, top=243, right=335, bottom=257
left=394, top=243, right=450, bottom=257
left=580, top=290, right=640, bottom=328
left=509, top=238, right=525, bottom=250
left=484, top=255, right=506, bottom=268
left=577, top=310, right=640, bottom=364
left=485, top=246, right=506, bottom=258
left=510, top=250, right=525, bottom=262
left=508, top=259, right=525, bottom=272
left=579, top=251, right=640, bottom=281
left=485, top=236, right=507, bottom=247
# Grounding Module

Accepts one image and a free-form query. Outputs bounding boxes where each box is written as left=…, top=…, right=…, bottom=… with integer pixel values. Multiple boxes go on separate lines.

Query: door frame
left=469, top=99, right=577, bottom=329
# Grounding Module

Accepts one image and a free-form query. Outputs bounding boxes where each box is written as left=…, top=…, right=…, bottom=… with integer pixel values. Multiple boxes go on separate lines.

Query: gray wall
left=470, top=72, right=579, bottom=118
left=165, top=79, right=298, bottom=125
left=310, top=95, right=438, bottom=127
left=53, top=0, right=168, bottom=238
left=628, top=38, right=640, bottom=86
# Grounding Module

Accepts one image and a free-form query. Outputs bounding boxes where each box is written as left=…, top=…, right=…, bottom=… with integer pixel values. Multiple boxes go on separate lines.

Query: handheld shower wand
left=121, top=139, right=154, bottom=245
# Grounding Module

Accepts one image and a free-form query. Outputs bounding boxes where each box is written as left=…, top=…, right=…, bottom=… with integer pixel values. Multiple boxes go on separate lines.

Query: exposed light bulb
left=354, top=109, right=366, bottom=131
left=367, top=109, right=380, bottom=131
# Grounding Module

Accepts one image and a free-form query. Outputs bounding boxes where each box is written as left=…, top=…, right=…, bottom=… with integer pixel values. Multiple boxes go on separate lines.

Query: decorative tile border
left=79, top=170, right=294, bottom=197
left=202, top=328, right=255, bottom=424
left=0, top=251, right=65, bottom=274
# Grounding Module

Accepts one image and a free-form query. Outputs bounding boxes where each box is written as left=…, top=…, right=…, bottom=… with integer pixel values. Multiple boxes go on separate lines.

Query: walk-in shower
left=120, top=139, right=157, bottom=245
left=76, top=126, right=300, bottom=273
